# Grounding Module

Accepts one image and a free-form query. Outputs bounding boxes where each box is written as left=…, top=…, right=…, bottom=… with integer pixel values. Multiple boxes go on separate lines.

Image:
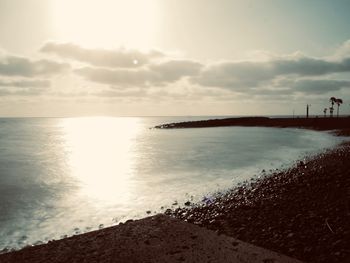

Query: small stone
left=1, top=247, right=9, bottom=253
left=164, top=209, right=172, bottom=215
left=34, top=240, right=43, bottom=246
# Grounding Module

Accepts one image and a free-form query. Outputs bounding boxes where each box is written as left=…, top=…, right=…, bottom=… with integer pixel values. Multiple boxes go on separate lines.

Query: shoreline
left=0, top=123, right=349, bottom=262
left=166, top=140, right=350, bottom=262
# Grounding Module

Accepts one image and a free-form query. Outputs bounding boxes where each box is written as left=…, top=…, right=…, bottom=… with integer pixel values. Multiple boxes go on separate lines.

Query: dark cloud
left=292, top=79, right=350, bottom=94
left=193, top=61, right=274, bottom=89
left=193, top=56, right=350, bottom=90
left=0, top=55, right=69, bottom=77
left=41, top=42, right=164, bottom=68
left=75, top=60, right=202, bottom=87
left=0, top=79, right=50, bottom=88
left=275, top=57, right=350, bottom=76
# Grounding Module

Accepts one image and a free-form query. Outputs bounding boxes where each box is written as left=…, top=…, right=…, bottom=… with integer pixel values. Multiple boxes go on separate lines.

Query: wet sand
left=166, top=141, right=350, bottom=262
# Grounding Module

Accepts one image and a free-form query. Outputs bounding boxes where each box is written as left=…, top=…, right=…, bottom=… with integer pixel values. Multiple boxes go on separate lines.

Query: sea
left=0, top=116, right=346, bottom=251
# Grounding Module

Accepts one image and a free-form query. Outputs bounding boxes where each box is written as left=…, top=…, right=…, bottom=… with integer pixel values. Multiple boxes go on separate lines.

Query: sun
left=51, top=0, right=159, bottom=49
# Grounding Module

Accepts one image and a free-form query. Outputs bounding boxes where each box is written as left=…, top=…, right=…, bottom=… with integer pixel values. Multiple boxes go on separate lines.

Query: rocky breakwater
left=155, top=116, right=350, bottom=130
left=166, top=142, right=350, bottom=263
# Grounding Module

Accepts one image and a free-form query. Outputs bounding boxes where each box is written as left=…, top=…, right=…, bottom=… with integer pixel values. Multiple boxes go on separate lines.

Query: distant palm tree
left=335, top=98, right=343, bottom=117
left=329, top=97, right=337, bottom=117
left=323, top=108, right=327, bottom=117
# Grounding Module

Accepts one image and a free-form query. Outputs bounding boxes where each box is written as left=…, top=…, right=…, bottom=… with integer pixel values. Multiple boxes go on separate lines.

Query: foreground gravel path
left=167, top=142, right=350, bottom=262
left=0, top=215, right=302, bottom=263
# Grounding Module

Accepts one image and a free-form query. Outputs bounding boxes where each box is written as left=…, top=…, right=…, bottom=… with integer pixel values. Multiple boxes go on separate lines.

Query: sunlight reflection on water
left=0, top=116, right=346, bottom=251
left=60, top=117, right=141, bottom=203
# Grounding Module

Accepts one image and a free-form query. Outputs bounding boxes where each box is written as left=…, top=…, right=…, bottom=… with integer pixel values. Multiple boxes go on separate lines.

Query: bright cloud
left=75, top=60, right=202, bottom=87
left=41, top=42, right=164, bottom=68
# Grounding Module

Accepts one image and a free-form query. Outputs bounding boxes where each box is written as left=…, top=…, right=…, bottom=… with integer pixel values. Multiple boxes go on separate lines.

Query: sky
left=0, top=0, right=350, bottom=117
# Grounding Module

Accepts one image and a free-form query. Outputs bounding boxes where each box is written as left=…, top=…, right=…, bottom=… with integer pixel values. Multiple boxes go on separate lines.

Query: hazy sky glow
left=1, top=0, right=350, bottom=117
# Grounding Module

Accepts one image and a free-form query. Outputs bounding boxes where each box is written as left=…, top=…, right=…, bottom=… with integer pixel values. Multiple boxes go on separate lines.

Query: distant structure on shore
left=306, top=104, right=311, bottom=118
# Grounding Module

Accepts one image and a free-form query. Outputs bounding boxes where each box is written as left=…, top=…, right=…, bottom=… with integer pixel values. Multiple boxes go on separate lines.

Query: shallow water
left=0, top=117, right=345, bottom=250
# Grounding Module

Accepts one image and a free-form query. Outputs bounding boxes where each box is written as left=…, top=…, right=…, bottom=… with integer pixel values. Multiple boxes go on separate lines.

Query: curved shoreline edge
left=1, top=119, right=349, bottom=262
left=166, top=141, right=350, bottom=263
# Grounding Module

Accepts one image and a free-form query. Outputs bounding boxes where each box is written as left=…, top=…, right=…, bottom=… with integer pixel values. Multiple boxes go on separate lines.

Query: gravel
left=166, top=142, right=350, bottom=263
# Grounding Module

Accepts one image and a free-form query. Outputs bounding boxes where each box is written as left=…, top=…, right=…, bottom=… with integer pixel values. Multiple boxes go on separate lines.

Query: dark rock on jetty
left=155, top=116, right=350, bottom=130
left=166, top=142, right=350, bottom=263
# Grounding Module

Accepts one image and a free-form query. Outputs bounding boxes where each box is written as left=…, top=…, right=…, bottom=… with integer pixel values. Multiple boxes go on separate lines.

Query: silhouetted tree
left=335, top=98, right=343, bottom=117
left=323, top=108, right=327, bottom=117
left=329, top=97, right=337, bottom=117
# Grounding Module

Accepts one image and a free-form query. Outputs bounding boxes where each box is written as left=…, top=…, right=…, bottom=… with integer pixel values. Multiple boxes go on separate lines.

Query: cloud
left=41, top=42, right=164, bottom=68
left=333, top=39, right=350, bottom=59
left=149, top=60, right=202, bottom=83
left=275, top=57, right=350, bottom=76
left=0, top=88, right=45, bottom=96
left=2, top=40, right=350, bottom=103
left=0, top=78, right=50, bottom=97
left=75, top=59, right=202, bottom=87
left=75, top=67, right=151, bottom=87
left=0, top=54, right=69, bottom=77
left=0, top=79, right=50, bottom=88
left=193, top=61, right=274, bottom=90
left=37, top=40, right=350, bottom=100
left=192, top=55, right=350, bottom=91
left=94, top=88, right=147, bottom=97
left=291, top=79, right=350, bottom=94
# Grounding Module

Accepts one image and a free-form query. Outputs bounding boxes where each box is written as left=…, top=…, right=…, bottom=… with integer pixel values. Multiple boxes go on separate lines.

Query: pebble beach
left=167, top=140, right=350, bottom=262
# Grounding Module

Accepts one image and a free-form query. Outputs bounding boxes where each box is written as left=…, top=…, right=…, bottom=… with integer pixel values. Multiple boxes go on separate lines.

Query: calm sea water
left=0, top=117, right=345, bottom=250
